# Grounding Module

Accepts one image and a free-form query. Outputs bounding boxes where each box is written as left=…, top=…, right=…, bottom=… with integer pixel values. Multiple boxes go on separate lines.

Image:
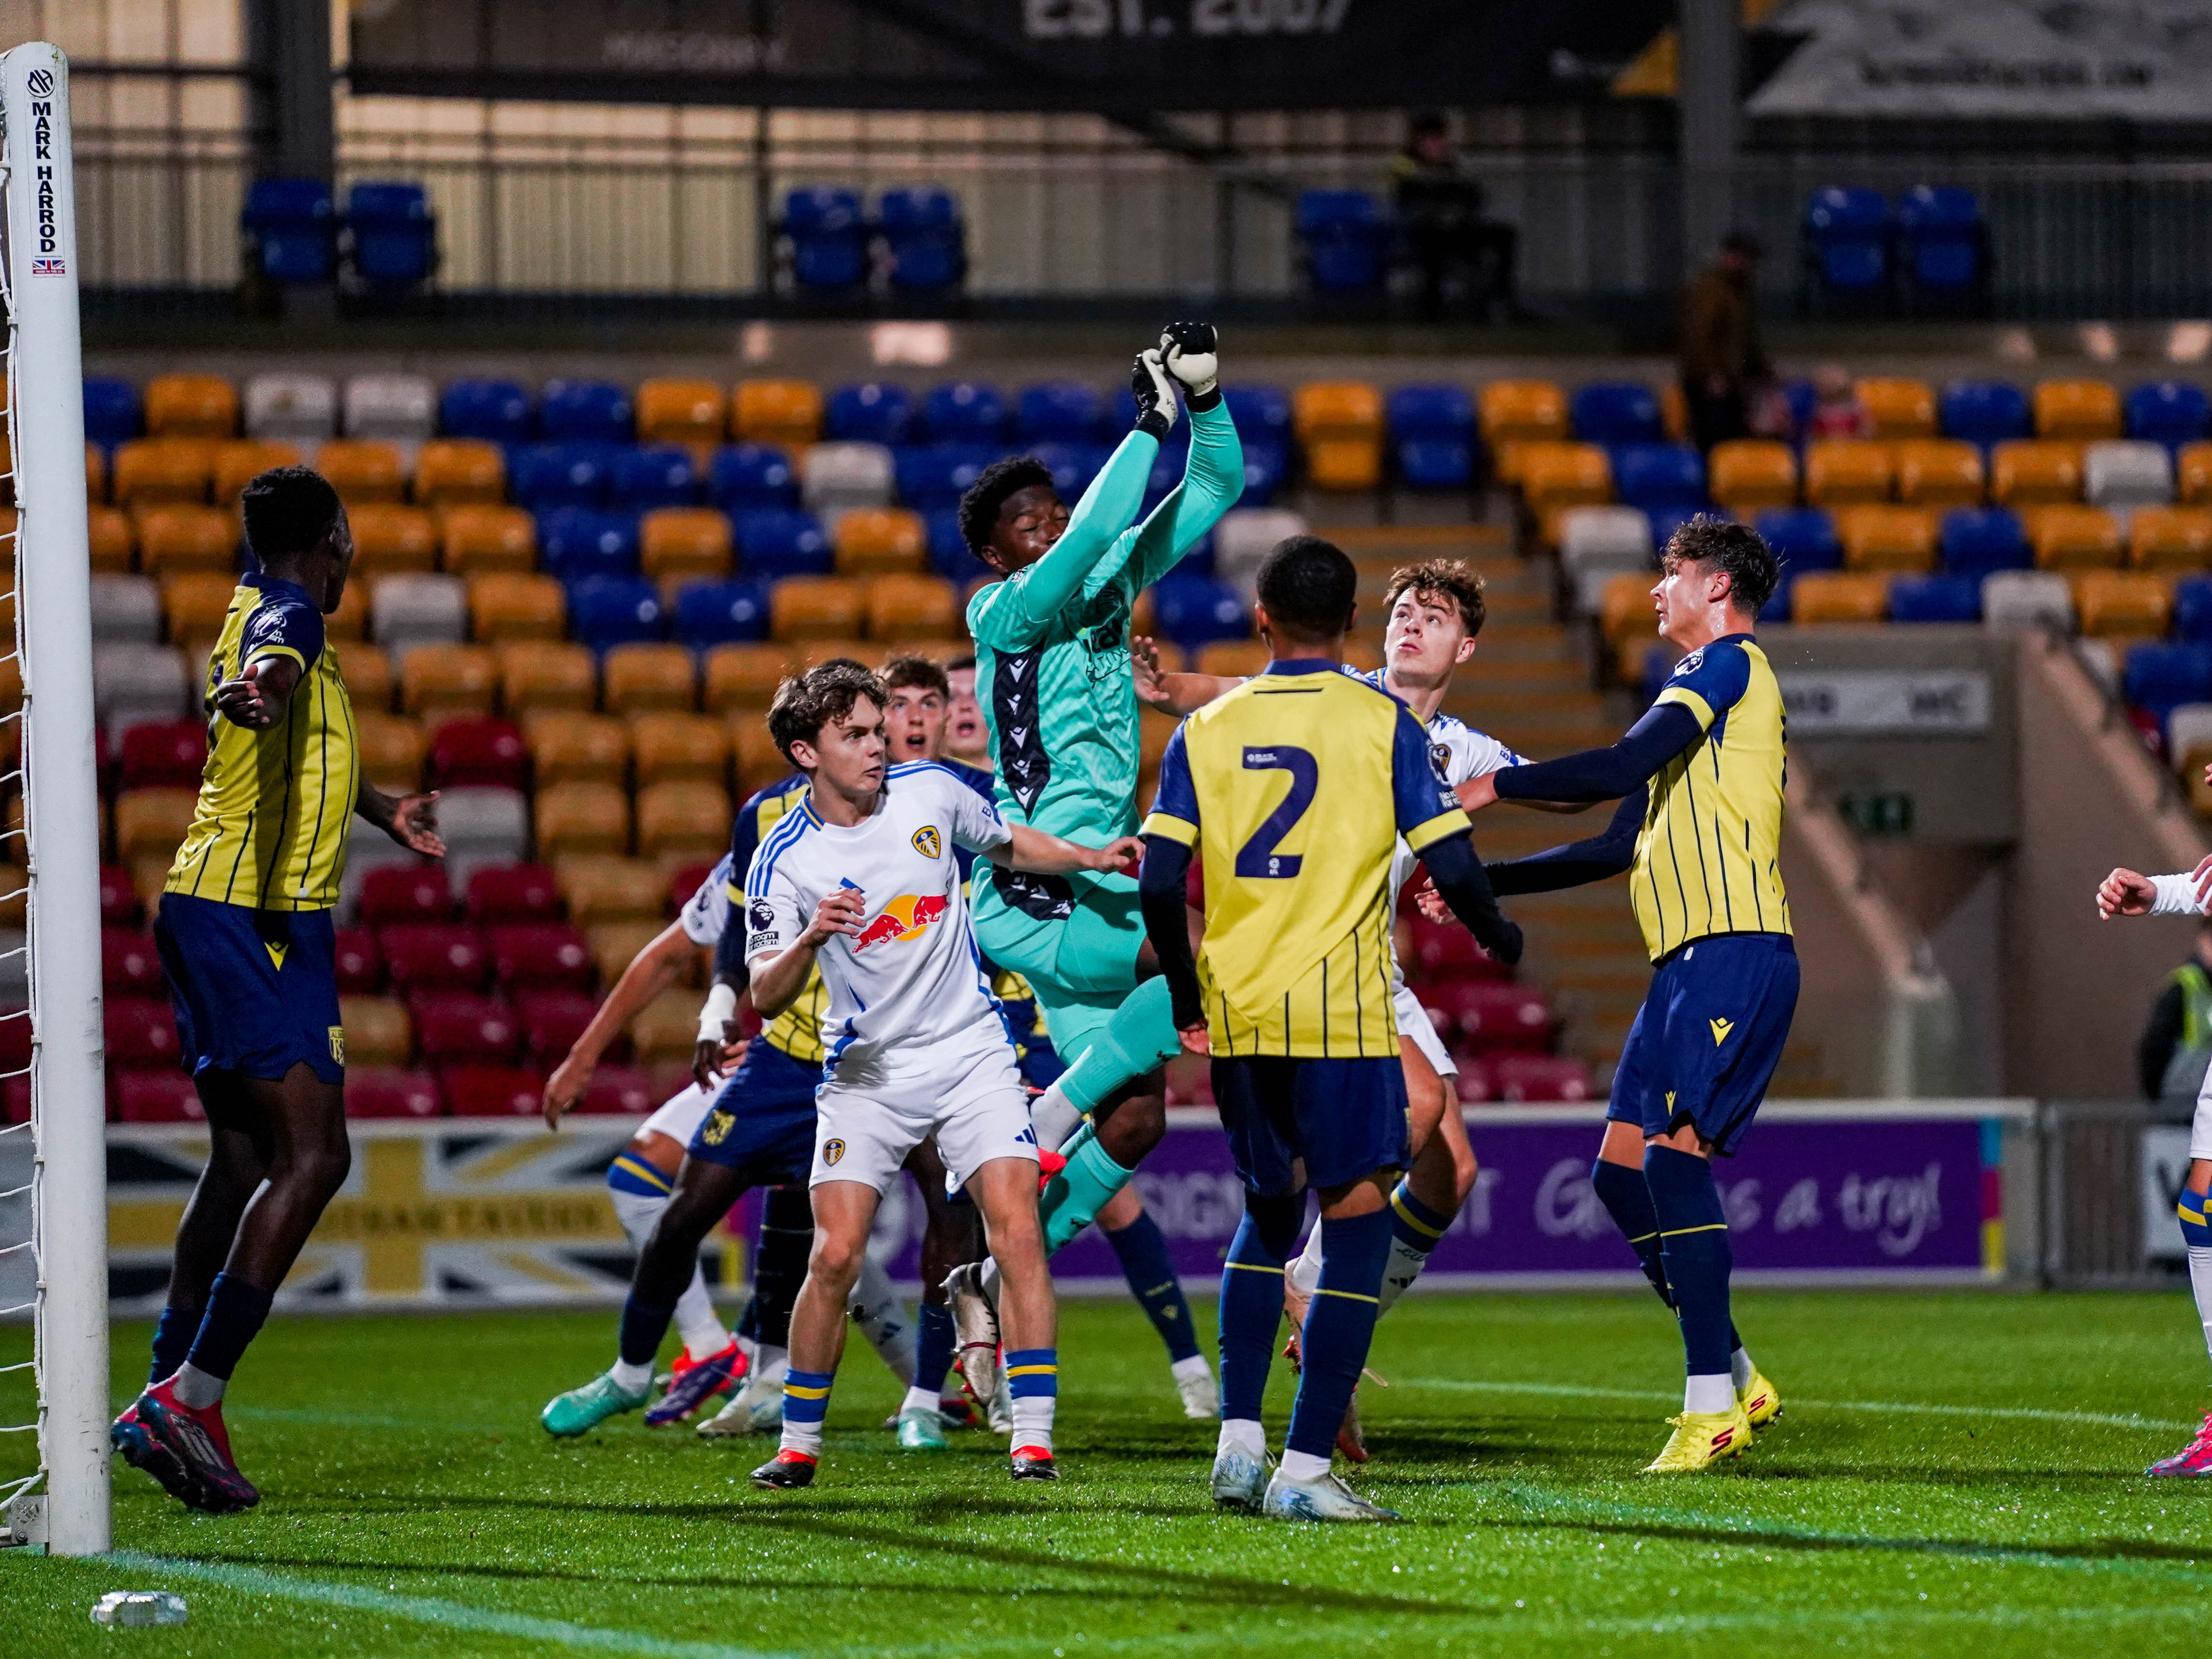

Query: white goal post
left=0, top=40, right=109, bottom=1558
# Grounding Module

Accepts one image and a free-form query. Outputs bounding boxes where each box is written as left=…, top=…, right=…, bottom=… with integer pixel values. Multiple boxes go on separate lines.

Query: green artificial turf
left=4, top=1289, right=2212, bottom=1656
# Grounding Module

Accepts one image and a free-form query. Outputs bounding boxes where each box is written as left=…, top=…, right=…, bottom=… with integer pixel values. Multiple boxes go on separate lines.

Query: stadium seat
left=113, top=439, right=214, bottom=507
left=1938, top=508, right=2030, bottom=578
left=1293, top=382, right=1385, bottom=492
left=465, top=571, right=564, bottom=643
left=2130, top=506, right=2212, bottom=572
left=1792, top=571, right=1890, bottom=624
left=1030, top=443, right=1109, bottom=505
left=709, top=443, right=801, bottom=517
left=577, top=1067, right=656, bottom=1116
left=1610, top=443, right=1705, bottom=513
left=1940, top=380, right=2032, bottom=447
left=104, top=992, right=183, bottom=1069
left=637, top=781, right=730, bottom=867
left=93, top=644, right=189, bottom=732
left=1800, top=187, right=1890, bottom=306
left=112, top=788, right=197, bottom=872
left=1981, top=569, right=2074, bottom=631
left=1520, top=443, right=1612, bottom=540
left=603, top=643, right=696, bottom=716
left=673, top=580, right=770, bottom=650
left=636, top=378, right=726, bottom=446
left=540, top=380, right=633, bottom=446
left=414, top=439, right=505, bottom=511
left=415, top=994, right=525, bottom=1065
left=352, top=711, right=426, bottom=793
left=358, top=863, right=455, bottom=926
left=535, top=508, right=637, bottom=583
left=2126, top=643, right=2212, bottom=722
left=83, top=376, right=143, bottom=447
left=398, top=643, right=496, bottom=721
left=156, top=572, right=235, bottom=646
left=1887, top=574, right=1982, bottom=623
left=1754, top=507, right=1845, bottom=576
left=115, top=1068, right=202, bottom=1123
left=526, top=711, right=628, bottom=787
left=512, top=443, right=616, bottom=512
left=1423, top=978, right=1555, bottom=1051
left=2178, top=583, right=2212, bottom=645
left=834, top=508, right=926, bottom=577
left=782, top=188, right=869, bottom=290
left=91, top=576, right=161, bottom=645
left=893, top=443, right=998, bottom=512
left=439, top=378, right=532, bottom=444
left=433, top=786, right=530, bottom=874
left=1213, top=508, right=1306, bottom=600
left=87, top=507, right=133, bottom=574
left=316, top=439, right=407, bottom=505
left=639, top=509, right=733, bottom=589
left=864, top=572, right=960, bottom=641
left=341, top=642, right=393, bottom=711
left=816, top=387, right=912, bottom=456
left=735, top=509, right=833, bottom=580
left=377, top=921, right=491, bottom=995
left=332, top=925, right=385, bottom=992
left=142, top=375, right=235, bottom=443
left=2030, top=504, right=2123, bottom=571
left=1837, top=505, right=1936, bottom=574
left=1803, top=440, right=1892, bottom=507
left=733, top=379, right=823, bottom=448
left=1991, top=440, right=2084, bottom=506
left=2181, top=442, right=2212, bottom=507
left=1893, top=185, right=1985, bottom=305
left=496, top=640, right=595, bottom=717
left=1855, top=378, right=1937, bottom=440
left=921, top=382, right=1007, bottom=444
left=1558, top=507, right=1655, bottom=612
left=348, top=504, right=438, bottom=577
left=1149, top=575, right=1248, bottom=651
left=372, top=573, right=467, bottom=660
left=343, top=374, right=435, bottom=448
left=632, top=712, right=728, bottom=788
left=513, top=989, right=598, bottom=1067
left=771, top=576, right=866, bottom=642
left=429, top=716, right=529, bottom=791
left=440, top=1065, right=544, bottom=1119
left=536, top=781, right=632, bottom=860
left=612, top=444, right=701, bottom=513
left=116, top=719, right=206, bottom=791
left=1017, top=382, right=1102, bottom=445
left=567, top=578, right=666, bottom=651
left=799, top=442, right=893, bottom=523
left=880, top=187, right=967, bottom=291
left=99, top=927, right=162, bottom=999
left=1294, top=190, right=1386, bottom=292
left=135, top=505, right=236, bottom=577
left=1892, top=439, right=1985, bottom=508
left=488, top=920, right=597, bottom=992
left=2076, top=570, right=2173, bottom=638
left=344, top=1067, right=441, bottom=1120
left=465, top=864, right=561, bottom=926
left=556, top=856, right=668, bottom=929
left=2084, top=441, right=2175, bottom=513
left=1707, top=441, right=1797, bottom=515
left=1386, top=385, right=1476, bottom=489
left=333, top=993, right=413, bottom=1069
left=2035, top=379, right=2123, bottom=442
left=210, top=439, right=301, bottom=505
left=703, top=643, right=796, bottom=713
left=923, top=509, right=989, bottom=585
left=1475, top=383, right=1568, bottom=473
left=344, top=182, right=437, bottom=291
left=1570, top=383, right=1663, bottom=446
left=2129, top=382, right=2212, bottom=451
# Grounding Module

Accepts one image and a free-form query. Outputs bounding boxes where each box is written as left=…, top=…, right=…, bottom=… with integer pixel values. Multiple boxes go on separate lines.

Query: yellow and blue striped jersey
left=1142, top=659, right=1473, bottom=1057
left=166, top=573, right=359, bottom=912
left=1635, top=635, right=1791, bottom=963
left=725, top=773, right=829, bottom=1066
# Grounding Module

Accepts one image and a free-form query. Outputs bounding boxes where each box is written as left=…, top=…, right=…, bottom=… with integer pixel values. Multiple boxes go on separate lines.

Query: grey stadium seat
left=435, top=786, right=530, bottom=886
left=89, top=576, right=161, bottom=644
left=93, top=643, right=189, bottom=735
left=244, top=373, right=337, bottom=445
left=801, top=442, right=896, bottom=528
left=1558, top=506, right=1656, bottom=612
left=1213, top=508, right=1308, bottom=600
left=370, top=575, right=467, bottom=665
left=1981, top=570, right=2074, bottom=633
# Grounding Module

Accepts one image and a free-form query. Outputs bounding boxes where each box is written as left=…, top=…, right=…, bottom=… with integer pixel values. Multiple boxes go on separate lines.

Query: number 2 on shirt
left=1235, top=745, right=1317, bottom=878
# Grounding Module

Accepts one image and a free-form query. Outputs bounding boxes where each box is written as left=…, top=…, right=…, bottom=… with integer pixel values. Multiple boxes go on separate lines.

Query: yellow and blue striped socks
left=779, top=1367, right=835, bottom=1459
left=1006, top=1348, right=1058, bottom=1453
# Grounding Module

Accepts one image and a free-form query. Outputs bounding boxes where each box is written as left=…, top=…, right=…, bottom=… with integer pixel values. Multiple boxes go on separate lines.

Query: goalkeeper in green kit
left=945, top=324, right=1243, bottom=1399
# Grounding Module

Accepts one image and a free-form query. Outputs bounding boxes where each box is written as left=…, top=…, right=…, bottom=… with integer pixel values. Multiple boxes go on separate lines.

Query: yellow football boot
left=1737, top=1367, right=1782, bottom=1434
left=1641, top=1404, right=1752, bottom=1474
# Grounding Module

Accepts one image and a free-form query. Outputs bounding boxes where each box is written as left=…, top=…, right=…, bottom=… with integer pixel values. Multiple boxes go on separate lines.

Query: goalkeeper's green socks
left=1040, top=977, right=1181, bottom=1124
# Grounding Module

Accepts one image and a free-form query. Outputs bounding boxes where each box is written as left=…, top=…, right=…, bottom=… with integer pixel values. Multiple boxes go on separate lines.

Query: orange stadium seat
left=602, top=643, right=696, bottom=716
left=338, top=996, right=412, bottom=1068
left=631, top=988, right=706, bottom=1066
left=469, top=573, right=566, bottom=642
left=794, top=638, right=885, bottom=672
left=348, top=504, right=439, bottom=576
left=1193, top=640, right=1271, bottom=678
left=497, top=641, right=596, bottom=717
left=1855, top=378, right=1937, bottom=439
left=865, top=572, right=959, bottom=641
left=555, top=855, right=668, bottom=926
left=640, top=509, right=733, bottom=587
left=1659, top=380, right=1689, bottom=443
left=210, top=440, right=301, bottom=506
left=637, top=379, right=727, bottom=445
left=582, top=920, right=662, bottom=984
left=771, top=577, right=866, bottom=642
left=161, top=573, right=239, bottom=642
left=703, top=642, right=797, bottom=714
left=528, top=711, right=630, bottom=788
left=1802, top=440, right=1892, bottom=507
left=2179, top=442, right=2212, bottom=506
left=327, top=581, right=369, bottom=642
left=1477, top=381, right=1567, bottom=449
left=440, top=504, right=536, bottom=576
left=135, top=505, right=236, bottom=577
left=316, top=440, right=406, bottom=505
left=1600, top=572, right=1662, bottom=682
left=637, top=781, right=731, bottom=867
left=352, top=712, right=427, bottom=793
left=415, top=440, right=506, bottom=509
left=87, top=506, right=133, bottom=574
left=730, top=719, right=790, bottom=791
left=143, top=374, right=236, bottom=439
left=834, top=507, right=927, bottom=576
left=2031, top=503, right=2123, bottom=571
left=732, top=379, right=823, bottom=447
left=2035, top=379, right=2122, bottom=442
left=632, top=712, right=729, bottom=788
left=112, top=439, right=214, bottom=507
left=399, top=643, right=497, bottom=722
left=113, top=788, right=198, bottom=865
left=2131, top=506, right=2212, bottom=571
left=1991, top=440, right=2083, bottom=507
left=86, top=442, right=106, bottom=503
left=338, top=642, right=392, bottom=711
left=1791, top=572, right=1891, bottom=625
left=1293, top=382, right=1385, bottom=492
left=2074, top=570, right=2172, bottom=638
left=1706, top=440, right=1797, bottom=514
left=1519, top=443, right=1611, bottom=531
left=1836, top=505, right=1936, bottom=574
left=1891, top=439, right=1985, bottom=509
left=536, top=782, right=632, bottom=861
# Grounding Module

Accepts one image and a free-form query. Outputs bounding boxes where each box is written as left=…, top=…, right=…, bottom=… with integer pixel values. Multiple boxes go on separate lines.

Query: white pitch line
left=1396, top=1376, right=2193, bottom=1433
left=104, top=1550, right=795, bottom=1659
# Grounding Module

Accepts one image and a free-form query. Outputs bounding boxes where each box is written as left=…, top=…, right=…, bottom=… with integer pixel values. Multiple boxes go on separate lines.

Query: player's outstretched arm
left=2098, top=861, right=2212, bottom=919
left=1474, top=787, right=1646, bottom=901
left=1129, top=635, right=1241, bottom=717
left=1420, top=829, right=1524, bottom=967
left=991, top=824, right=1144, bottom=877
left=1131, top=323, right=1246, bottom=588
left=1475, top=702, right=1704, bottom=810
left=542, top=919, right=704, bottom=1129
left=1136, top=834, right=1208, bottom=1052
left=356, top=777, right=446, bottom=856
left=212, top=655, right=300, bottom=728
left=750, top=889, right=863, bottom=1018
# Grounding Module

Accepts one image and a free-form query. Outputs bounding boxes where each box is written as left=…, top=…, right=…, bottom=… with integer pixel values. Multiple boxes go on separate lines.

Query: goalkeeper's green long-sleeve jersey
left=966, top=401, right=1244, bottom=843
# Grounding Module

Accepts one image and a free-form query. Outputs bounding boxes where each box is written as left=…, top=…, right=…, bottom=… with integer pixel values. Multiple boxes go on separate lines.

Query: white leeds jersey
left=744, top=763, right=1014, bottom=1085
left=678, top=852, right=734, bottom=946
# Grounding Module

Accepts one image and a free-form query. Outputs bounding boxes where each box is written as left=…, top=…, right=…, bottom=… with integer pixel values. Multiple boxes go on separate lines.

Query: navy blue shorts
left=1609, top=932, right=1798, bottom=1157
left=687, top=1038, right=820, bottom=1183
left=1212, top=1055, right=1411, bottom=1198
left=154, top=893, right=345, bottom=1085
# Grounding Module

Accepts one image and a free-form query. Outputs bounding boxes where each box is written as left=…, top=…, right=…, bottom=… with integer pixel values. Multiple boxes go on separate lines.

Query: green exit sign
left=1837, top=792, right=1915, bottom=836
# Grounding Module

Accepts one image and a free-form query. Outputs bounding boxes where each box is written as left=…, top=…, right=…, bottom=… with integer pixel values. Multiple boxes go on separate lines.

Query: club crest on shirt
left=911, top=825, right=942, bottom=859
left=822, top=1137, right=846, bottom=1166
left=852, top=892, right=948, bottom=951
left=1673, top=648, right=1705, bottom=677
left=1429, top=742, right=1452, bottom=781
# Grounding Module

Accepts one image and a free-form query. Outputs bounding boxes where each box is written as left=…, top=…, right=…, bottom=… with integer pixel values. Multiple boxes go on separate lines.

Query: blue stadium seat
left=2128, top=381, right=2212, bottom=450
left=1150, top=575, right=1249, bottom=650
left=734, top=509, right=833, bottom=580
left=895, top=443, right=999, bottom=510
left=441, top=378, right=531, bottom=444
left=1888, top=574, right=1982, bottom=623
left=1649, top=506, right=1728, bottom=554
left=512, top=443, right=616, bottom=512
left=1893, top=186, right=1983, bottom=302
left=2175, top=577, right=2212, bottom=644
left=709, top=444, right=800, bottom=513
left=1019, top=383, right=1104, bottom=445
left=925, top=510, right=992, bottom=585
left=674, top=580, right=770, bottom=649
left=1295, top=191, right=1386, bottom=294
left=539, top=381, right=633, bottom=445
left=1387, top=385, right=1476, bottom=490
left=1030, top=442, right=1109, bottom=501
left=538, top=509, right=641, bottom=581
left=2125, top=643, right=2212, bottom=723
left=612, top=444, right=702, bottom=512
left=923, top=383, right=1007, bottom=443
left=1938, top=508, right=2030, bottom=579
left=1801, top=187, right=1890, bottom=304
left=1223, top=385, right=1293, bottom=447
left=784, top=188, right=869, bottom=290
left=1146, top=430, right=1192, bottom=504
left=1753, top=508, right=1844, bottom=577
left=1239, top=442, right=1288, bottom=506
left=1570, top=383, right=1664, bottom=446
left=825, top=382, right=912, bottom=444
left=1777, top=378, right=1818, bottom=439
left=1612, top=443, right=1706, bottom=512
left=345, top=181, right=435, bottom=290
left=1939, top=381, right=2031, bottom=447
left=241, top=177, right=336, bottom=284
left=878, top=187, right=966, bottom=292
left=83, top=378, right=141, bottom=447
left=567, top=578, right=666, bottom=651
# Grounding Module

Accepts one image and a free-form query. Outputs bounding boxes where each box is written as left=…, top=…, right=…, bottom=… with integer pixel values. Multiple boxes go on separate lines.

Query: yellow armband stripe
left=1403, top=809, right=1473, bottom=854
left=1140, top=811, right=1198, bottom=846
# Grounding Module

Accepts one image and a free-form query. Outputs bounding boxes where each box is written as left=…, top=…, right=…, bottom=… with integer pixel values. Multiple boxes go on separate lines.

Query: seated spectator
left=1389, top=112, right=1518, bottom=321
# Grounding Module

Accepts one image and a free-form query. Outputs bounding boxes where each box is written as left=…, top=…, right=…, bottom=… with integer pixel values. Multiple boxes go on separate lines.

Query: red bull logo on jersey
left=852, top=893, right=949, bottom=952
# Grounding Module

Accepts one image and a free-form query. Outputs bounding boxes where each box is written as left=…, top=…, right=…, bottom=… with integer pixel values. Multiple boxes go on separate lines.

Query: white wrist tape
left=696, top=982, right=738, bottom=1044
left=2151, top=873, right=2209, bottom=917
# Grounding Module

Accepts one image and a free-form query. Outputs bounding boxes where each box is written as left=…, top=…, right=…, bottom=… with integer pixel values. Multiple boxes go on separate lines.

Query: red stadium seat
left=100, top=864, right=140, bottom=926
left=1, top=1073, right=25, bottom=1124
left=440, top=1064, right=546, bottom=1118
left=1489, top=1054, right=1595, bottom=1103
left=0, top=1010, right=31, bottom=1077
left=118, top=720, right=207, bottom=792
left=464, top=863, right=564, bottom=926
left=1452, top=1055, right=1496, bottom=1103
left=516, top=988, right=598, bottom=1063
left=101, top=928, right=165, bottom=997
left=378, top=923, right=491, bottom=993
left=1407, top=915, right=1511, bottom=979
left=429, top=717, right=529, bottom=792
left=1421, top=978, right=1555, bottom=1053
left=114, top=1069, right=203, bottom=1123
left=668, top=860, right=718, bottom=915
left=333, top=927, right=383, bottom=994
left=488, top=923, right=596, bottom=991
left=581, top=1067, right=657, bottom=1115
left=357, top=865, right=455, bottom=926
left=410, top=993, right=523, bottom=1064
left=105, top=997, right=180, bottom=1067
left=344, top=1067, right=444, bottom=1120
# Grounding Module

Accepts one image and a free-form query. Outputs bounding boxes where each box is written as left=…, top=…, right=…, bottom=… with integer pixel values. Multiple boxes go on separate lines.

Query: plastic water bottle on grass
left=91, top=1591, right=188, bottom=1627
